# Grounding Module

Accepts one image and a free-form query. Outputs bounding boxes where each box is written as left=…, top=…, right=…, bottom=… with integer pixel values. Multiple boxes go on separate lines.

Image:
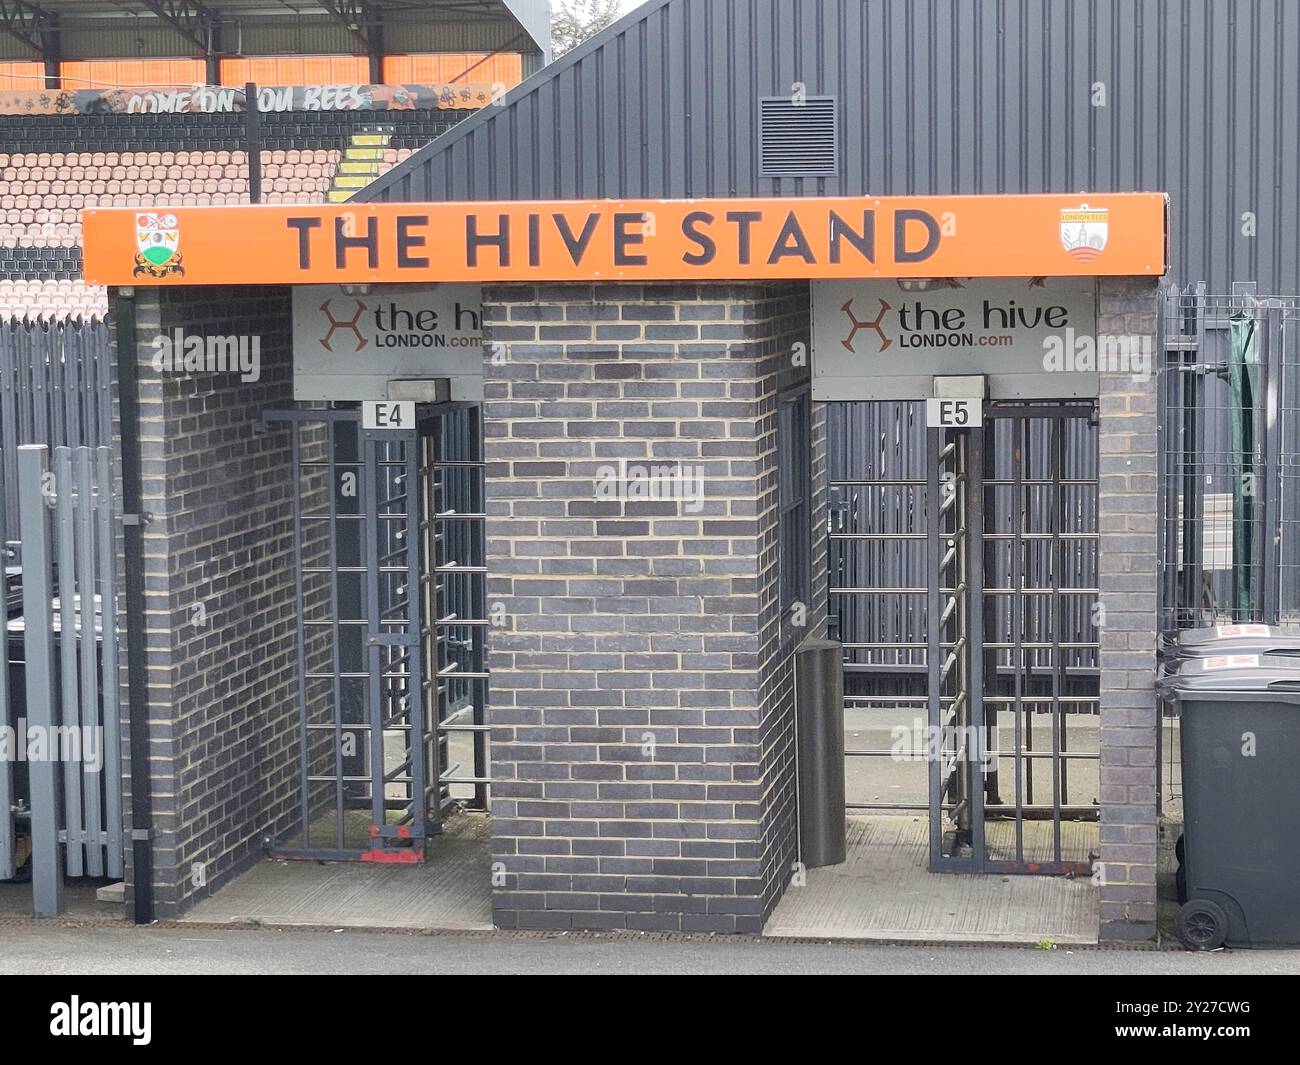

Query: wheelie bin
left=1161, top=624, right=1300, bottom=668
left=1160, top=654, right=1300, bottom=950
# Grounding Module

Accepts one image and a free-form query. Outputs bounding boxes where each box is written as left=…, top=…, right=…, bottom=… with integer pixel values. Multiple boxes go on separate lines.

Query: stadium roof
left=0, top=1, right=551, bottom=68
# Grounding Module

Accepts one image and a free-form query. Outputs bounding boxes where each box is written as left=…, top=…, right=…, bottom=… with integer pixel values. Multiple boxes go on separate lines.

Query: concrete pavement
left=1, top=923, right=1297, bottom=975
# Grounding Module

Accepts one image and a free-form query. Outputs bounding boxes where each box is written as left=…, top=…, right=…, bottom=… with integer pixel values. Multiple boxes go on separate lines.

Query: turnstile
left=928, top=402, right=1100, bottom=875
left=265, top=404, right=488, bottom=862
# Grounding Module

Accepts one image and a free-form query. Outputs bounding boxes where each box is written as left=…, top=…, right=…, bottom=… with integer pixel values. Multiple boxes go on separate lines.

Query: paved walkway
left=0, top=924, right=1294, bottom=975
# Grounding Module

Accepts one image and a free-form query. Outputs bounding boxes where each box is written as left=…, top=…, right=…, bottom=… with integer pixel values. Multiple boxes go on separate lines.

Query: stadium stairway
left=329, top=126, right=393, bottom=202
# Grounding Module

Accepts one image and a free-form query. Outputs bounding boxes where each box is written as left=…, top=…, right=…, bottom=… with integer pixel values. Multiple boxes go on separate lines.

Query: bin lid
left=1166, top=623, right=1300, bottom=658
left=1162, top=653, right=1300, bottom=698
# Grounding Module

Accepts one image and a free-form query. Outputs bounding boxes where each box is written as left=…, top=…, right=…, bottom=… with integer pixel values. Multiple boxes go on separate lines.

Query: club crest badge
left=1060, top=204, right=1109, bottom=263
left=134, top=212, right=184, bottom=278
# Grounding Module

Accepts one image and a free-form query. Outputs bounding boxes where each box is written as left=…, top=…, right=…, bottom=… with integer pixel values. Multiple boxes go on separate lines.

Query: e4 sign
left=363, top=401, right=415, bottom=430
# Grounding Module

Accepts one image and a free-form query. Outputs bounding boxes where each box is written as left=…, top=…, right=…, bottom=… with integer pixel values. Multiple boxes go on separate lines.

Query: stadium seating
left=0, top=106, right=469, bottom=323
left=0, top=277, right=107, bottom=321
left=0, top=149, right=342, bottom=249
left=378, top=146, right=418, bottom=178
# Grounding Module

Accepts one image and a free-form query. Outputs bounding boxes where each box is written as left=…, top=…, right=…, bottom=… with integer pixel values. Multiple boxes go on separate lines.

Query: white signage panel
left=926, top=398, right=983, bottom=429
left=362, top=401, right=416, bottom=431
left=293, top=283, right=484, bottom=401
left=812, top=277, right=1099, bottom=401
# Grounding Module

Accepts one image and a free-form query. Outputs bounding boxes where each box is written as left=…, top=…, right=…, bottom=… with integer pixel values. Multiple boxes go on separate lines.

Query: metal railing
left=4, top=444, right=123, bottom=914
left=1160, top=283, right=1300, bottom=628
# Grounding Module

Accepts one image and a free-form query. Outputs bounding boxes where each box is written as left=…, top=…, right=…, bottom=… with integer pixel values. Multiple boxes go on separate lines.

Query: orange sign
left=82, top=194, right=1168, bottom=286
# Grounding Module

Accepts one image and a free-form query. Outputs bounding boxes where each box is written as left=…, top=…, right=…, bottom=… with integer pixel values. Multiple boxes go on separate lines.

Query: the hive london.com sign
left=292, top=283, right=484, bottom=402
left=812, top=277, right=1100, bottom=401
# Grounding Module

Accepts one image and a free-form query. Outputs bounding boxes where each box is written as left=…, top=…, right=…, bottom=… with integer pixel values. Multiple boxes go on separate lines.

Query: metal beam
left=134, top=0, right=219, bottom=57
left=367, top=6, right=384, bottom=84
left=317, top=0, right=378, bottom=52
left=39, top=10, right=58, bottom=87
left=0, top=0, right=55, bottom=59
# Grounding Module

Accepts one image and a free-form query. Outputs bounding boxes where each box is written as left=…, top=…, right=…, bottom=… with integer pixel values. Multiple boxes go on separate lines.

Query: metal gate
left=926, top=420, right=986, bottom=871
left=1, top=444, right=124, bottom=915
left=265, top=404, right=487, bottom=863
left=831, top=400, right=1100, bottom=876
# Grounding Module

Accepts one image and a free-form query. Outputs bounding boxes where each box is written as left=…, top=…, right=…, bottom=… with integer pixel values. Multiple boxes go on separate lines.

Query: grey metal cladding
left=358, top=0, right=1300, bottom=294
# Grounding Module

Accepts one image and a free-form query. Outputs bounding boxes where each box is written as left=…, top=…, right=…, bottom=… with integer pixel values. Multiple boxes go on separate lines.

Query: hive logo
left=133, top=212, right=184, bottom=278
left=1060, top=203, right=1109, bottom=262
left=319, top=298, right=369, bottom=353
left=841, top=297, right=892, bottom=353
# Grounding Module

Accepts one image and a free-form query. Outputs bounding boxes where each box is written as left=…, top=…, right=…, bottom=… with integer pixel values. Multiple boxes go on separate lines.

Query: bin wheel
left=1175, top=865, right=1187, bottom=904
left=1175, top=833, right=1185, bottom=864
left=1175, top=899, right=1228, bottom=951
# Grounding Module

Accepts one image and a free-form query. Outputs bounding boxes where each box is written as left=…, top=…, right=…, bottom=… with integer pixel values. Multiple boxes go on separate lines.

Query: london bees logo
left=133, top=212, right=185, bottom=278
left=1060, top=204, right=1109, bottom=263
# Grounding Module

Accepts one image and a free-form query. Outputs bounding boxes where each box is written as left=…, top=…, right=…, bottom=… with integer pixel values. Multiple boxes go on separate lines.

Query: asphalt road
left=1, top=924, right=1297, bottom=975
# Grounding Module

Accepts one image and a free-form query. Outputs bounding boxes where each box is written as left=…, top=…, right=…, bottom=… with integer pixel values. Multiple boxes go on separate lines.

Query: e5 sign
left=926, top=398, right=983, bottom=429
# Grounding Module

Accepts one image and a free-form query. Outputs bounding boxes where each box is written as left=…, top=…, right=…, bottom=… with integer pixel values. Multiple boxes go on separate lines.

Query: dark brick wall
left=751, top=285, right=830, bottom=920
left=1096, top=277, right=1162, bottom=940
left=482, top=281, right=823, bottom=933
left=119, top=284, right=301, bottom=917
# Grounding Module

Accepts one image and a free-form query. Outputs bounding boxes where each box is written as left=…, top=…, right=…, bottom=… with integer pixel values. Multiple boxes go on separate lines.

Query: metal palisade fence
left=1, top=320, right=113, bottom=542
left=0, top=318, right=122, bottom=914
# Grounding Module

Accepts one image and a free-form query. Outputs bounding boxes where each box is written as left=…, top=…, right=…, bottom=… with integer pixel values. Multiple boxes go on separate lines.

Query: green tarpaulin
left=1228, top=313, right=1260, bottom=618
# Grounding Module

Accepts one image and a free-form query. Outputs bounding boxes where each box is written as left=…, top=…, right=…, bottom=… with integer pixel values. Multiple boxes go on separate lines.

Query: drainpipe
left=113, top=287, right=155, bottom=924
left=245, top=82, right=261, bottom=205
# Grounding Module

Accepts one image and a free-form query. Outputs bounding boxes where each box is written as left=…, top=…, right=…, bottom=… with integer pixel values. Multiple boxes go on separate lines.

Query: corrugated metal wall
left=363, top=0, right=1300, bottom=295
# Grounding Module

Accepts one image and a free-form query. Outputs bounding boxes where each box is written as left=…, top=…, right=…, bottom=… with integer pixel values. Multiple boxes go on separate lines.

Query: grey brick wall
left=482, top=281, right=824, bottom=932
left=753, top=286, right=830, bottom=920
left=1096, top=277, right=1162, bottom=941
left=117, top=285, right=301, bottom=918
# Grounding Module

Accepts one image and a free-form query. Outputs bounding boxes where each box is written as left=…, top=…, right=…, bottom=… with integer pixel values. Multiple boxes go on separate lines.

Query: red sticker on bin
left=1215, top=625, right=1271, bottom=638
left=1202, top=655, right=1260, bottom=670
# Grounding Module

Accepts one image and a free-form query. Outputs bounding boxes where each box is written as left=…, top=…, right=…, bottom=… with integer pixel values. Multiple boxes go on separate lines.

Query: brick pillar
left=482, top=282, right=825, bottom=933
left=1096, top=277, right=1162, bottom=940
left=115, top=286, right=302, bottom=918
